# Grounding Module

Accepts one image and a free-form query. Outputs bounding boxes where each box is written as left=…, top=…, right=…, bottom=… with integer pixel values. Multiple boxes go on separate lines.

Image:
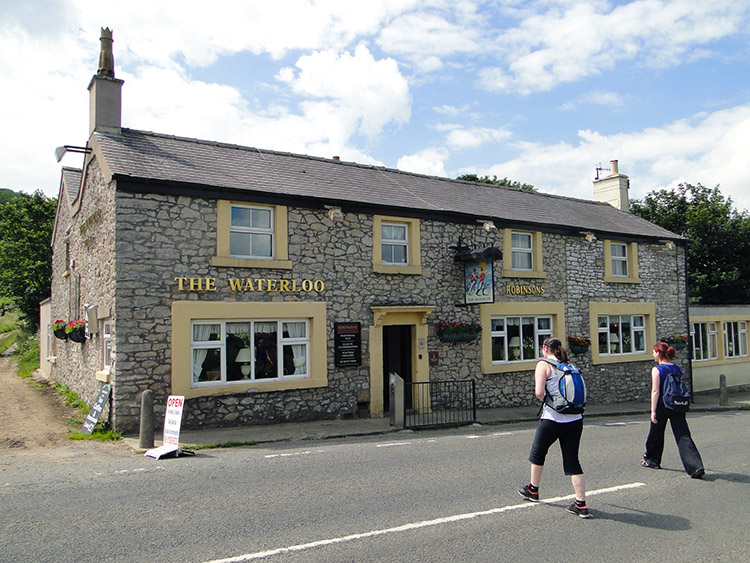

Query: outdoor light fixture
left=581, top=231, right=597, bottom=243
left=478, top=219, right=497, bottom=231
left=55, top=145, right=92, bottom=162
left=326, top=206, right=343, bottom=221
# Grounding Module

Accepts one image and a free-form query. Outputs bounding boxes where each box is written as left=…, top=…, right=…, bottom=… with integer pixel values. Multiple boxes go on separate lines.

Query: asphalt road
left=1, top=411, right=749, bottom=562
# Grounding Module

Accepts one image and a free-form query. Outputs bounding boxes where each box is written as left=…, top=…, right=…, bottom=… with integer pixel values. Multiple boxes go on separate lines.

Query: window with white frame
left=229, top=204, right=274, bottom=259
left=611, top=243, right=628, bottom=277
left=723, top=321, right=748, bottom=358
left=691, top=322, right=717, bottom=361
left=102, top=320, right=113, bottom=371
left=491, top=315, right=553, bottom=363
left=381, top=222, right=409, bottom=265
left=597, top=314, right=646, bottom=355
left=511, top=232, right=533, bottom=271
left=191, top=319, right=309, bottom=386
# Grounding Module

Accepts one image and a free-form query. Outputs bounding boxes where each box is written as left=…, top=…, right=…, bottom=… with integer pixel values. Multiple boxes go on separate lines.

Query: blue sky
left=2, top=0, right=750, bottom=210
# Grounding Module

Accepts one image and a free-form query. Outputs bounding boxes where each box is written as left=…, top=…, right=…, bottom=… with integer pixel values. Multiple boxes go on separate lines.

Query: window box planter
left=435, top=321, right=481, bottom=343
left=52, top=320, right=68, bottom=340
left=567, top=336, right=591, bottom=355
left=53, top=329, right=69, bottom=341
left=663, top=335, right=688, bottom=350
left=65, top=320, right=87, bottom=343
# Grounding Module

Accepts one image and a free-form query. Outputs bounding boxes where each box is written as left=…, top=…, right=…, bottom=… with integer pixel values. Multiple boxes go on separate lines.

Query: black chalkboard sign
left=82, top=383, right=111, bottom=434
left=334, top=322, right=361, bottom=367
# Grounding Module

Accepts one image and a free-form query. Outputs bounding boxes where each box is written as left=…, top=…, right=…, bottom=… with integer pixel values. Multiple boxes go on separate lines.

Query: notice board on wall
left=334, top=322, right=361, bottom=367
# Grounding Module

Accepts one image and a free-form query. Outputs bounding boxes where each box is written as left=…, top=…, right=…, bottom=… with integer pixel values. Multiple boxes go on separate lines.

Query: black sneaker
left=518, top=484, right=539, bottom=502
left=690, top=468, right=705, bottom=479
left=567, top=502, right=591, bottom=519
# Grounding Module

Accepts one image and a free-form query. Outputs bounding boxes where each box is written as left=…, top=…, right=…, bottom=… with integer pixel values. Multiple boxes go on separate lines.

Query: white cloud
left=470, top=103, right=750, bottom=212
left=560, top=90, right=626, bottom=111
left=277, top=44, right=411, bottom=138
left=397, top=147, right=449, bottom=177
left=444, top=126, right=511, bottom=149
left=479, top=0, right=750, bottom=94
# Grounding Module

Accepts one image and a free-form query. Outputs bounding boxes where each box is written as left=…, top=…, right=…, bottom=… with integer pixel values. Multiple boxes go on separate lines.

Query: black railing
left=404, top=380, right=476, bottom=429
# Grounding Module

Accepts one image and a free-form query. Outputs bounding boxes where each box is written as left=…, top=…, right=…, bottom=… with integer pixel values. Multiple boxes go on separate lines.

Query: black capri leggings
left=528, top=418, right=584, bottom=475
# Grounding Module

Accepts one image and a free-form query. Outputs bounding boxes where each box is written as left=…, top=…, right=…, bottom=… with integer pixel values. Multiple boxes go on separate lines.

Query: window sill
left=483, top=360, right=538, bottom=374
left=501, top=269, right=547, bottom=279
left=211, top=256, right=292, bottom=270
left=604, top=275, right=641, bottom=284
left=373, top=264, right=422, bottom=275
left=591, top=352, right=651, bottom=365
left=95, top=369, right=111, bottom=383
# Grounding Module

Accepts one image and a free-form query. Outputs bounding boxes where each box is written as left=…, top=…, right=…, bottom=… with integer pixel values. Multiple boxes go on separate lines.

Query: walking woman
left=518, top=337, right=590, bottom=518
left=642, top=341, right=705, bottom=478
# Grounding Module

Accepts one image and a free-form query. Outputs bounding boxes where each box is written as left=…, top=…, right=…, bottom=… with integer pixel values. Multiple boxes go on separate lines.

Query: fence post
left=139, top=389, right=155, bottom=448
left=719, top=374, right=727, bottom=406
left=389, top=372, right=404, bottom=428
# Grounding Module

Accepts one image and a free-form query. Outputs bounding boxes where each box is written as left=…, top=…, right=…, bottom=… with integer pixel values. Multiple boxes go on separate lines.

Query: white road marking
left=264, top=451, right=312, bottom=459
left=205, top=482, right=646, bottom=562
left=375, top=442, right=410, bottom=448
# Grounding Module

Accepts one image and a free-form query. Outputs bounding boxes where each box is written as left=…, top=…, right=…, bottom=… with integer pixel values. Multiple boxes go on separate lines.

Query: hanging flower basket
left=52, top=320, right=68, bottom=340
left=435, top=321, right=482, bottom=343
left=663, top=335, right=688, bottom=350
left=65, top=319, right=87, bottom=343
left=567, top=336, right=590, bottom=355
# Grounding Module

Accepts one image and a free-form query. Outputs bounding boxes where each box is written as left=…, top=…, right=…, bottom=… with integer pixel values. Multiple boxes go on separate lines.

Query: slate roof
left=61, top=167, right=82, bottom=202
left=93, top=128, right=682, bottom=241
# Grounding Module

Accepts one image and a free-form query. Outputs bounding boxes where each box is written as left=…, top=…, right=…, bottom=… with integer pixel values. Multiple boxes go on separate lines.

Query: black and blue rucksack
left=659, top=364, right=690, bottom=412
left=543, top=359, right=587, bottom=414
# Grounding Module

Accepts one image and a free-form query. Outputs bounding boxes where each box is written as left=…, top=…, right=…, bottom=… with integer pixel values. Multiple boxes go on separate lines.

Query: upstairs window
left=230, top=204, right=273, bottom=259
left=372, top=215, right=421, bottom=274
left=611, top=243, right=628, bottom=277
left=381, top=222, right=409, bottom=265
left=511, top=232, right=533, bottom=271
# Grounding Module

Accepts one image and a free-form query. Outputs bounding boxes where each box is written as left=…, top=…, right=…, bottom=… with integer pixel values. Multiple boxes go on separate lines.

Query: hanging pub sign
left=464, top=257, right=495, bottom=305
left=334, top=322, right=362, bottom=367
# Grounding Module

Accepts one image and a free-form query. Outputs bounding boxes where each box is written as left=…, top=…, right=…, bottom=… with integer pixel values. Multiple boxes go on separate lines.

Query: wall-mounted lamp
left=478, top=219, right=497, bottom=231
left=665, top=241, right=675, bottom=250
left=55, top=145, right=92, bottom=163
left=581, top=231, right=597, bottom=243
left=326, top=206, right=343, bottom=221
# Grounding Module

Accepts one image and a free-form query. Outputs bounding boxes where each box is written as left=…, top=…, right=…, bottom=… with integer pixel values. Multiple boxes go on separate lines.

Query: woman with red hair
left=642, top=341, right=705, bottom=478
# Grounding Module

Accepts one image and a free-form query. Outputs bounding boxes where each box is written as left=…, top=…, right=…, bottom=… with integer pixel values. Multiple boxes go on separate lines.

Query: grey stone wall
left=51, top=172, right=688, bottom=432
left=50, top=157, right=116, bottom=422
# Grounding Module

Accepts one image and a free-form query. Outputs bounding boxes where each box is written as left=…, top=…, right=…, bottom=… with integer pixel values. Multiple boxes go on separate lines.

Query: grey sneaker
left=517, top=484, right=539, bottom=502
left=567, top=502, right=591, bottom=519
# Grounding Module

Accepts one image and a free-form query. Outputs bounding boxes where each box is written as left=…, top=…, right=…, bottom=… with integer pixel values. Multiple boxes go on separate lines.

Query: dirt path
left=0, top=351, right=85, bottom=450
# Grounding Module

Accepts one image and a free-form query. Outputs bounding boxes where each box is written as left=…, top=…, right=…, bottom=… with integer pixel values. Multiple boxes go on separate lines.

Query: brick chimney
left=88, top=27, right=123, bottom=136
left=593, top=159, right=630, bottom=212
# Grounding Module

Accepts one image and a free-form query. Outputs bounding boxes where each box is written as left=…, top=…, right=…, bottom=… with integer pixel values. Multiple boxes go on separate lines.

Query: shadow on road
left=591, top=504, right=691, bottom=530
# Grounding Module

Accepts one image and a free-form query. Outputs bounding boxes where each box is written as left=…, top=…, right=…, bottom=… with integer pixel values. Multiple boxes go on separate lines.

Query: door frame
left=369, top=306, right=434, bottom=418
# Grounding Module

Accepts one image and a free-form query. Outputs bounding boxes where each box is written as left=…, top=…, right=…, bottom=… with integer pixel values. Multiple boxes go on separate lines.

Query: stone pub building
left=41, top=30, right=688, bottom=433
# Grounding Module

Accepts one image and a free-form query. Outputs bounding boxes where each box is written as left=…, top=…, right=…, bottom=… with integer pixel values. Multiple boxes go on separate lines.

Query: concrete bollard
left=139, top=389, right=155, bottom=448
left=719, top=374, right=728, bottom=406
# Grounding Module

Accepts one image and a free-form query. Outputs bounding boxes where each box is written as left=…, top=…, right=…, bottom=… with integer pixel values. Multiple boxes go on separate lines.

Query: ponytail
left=653, top=341, right=676, bottom=361
left=543, top=337, right=569, bottom=363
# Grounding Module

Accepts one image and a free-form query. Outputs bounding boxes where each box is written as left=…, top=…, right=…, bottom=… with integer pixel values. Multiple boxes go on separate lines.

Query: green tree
left=0, top=190, right=57, bottom=330
left=630, top=183, right=750, bottom=304
left=456, top=174, right=536, bottom=192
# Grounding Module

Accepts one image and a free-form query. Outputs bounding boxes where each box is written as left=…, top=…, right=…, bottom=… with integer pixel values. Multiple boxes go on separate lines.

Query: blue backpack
left=543, top=359, right=587, bottom=414
left=659, top=364, right=690, bottom=412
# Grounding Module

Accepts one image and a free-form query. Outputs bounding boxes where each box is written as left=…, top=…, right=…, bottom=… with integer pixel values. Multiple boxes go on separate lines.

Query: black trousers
left=529, top=418, right=584, bottom=475
left=644, top=403, right=704, bottom=475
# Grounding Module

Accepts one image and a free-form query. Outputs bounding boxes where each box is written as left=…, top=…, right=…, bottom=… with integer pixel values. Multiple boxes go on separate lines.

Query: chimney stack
left=593, top=159, right=629, bottom=212
left=88, top=27, right=123, bottom=136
